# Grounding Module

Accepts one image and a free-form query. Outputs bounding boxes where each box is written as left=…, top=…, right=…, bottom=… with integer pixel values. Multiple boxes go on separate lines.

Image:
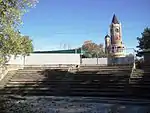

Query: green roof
left=33, top=48, right=85, bottom=54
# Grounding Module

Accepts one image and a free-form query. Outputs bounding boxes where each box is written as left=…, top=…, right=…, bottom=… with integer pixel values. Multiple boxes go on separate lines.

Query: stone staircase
left=0, top=65, right=150, bottom=99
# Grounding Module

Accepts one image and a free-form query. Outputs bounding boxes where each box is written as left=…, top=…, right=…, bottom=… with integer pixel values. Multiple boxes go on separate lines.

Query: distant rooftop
left=33, top=48, right=85, bottom=54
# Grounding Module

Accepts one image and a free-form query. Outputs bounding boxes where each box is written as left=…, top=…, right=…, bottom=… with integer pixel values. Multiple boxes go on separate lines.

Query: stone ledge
left=0, top=65, right=23, bottom=82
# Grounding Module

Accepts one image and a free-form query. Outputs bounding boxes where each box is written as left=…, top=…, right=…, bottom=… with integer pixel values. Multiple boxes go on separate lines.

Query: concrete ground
left=0, top=96, right=150, bottom=113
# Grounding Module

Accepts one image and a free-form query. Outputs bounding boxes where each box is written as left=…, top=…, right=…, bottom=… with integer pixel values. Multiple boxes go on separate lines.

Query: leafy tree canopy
left=0, top=0, right=38, bottom=65
left=136, top=27, right=150, bottom=57
left=82, top=41, right=107, bottom=58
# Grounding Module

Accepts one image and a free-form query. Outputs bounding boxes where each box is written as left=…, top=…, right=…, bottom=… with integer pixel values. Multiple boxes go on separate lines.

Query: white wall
left=25, top=53, right=80, bottom=65
left=82, top=57, right=134, bottom=65
left=82, top=58, right=108, bottom=65
left=7, top=53, right=81, bottom=65
left=6, top=54, right=134, bottom=66
left=7, top=55, right=24, bottom=65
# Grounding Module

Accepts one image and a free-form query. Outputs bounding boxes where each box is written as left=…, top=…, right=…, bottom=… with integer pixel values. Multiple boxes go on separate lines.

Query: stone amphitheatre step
left=0, top=87, right=130, bottom=94
left=5, top=81, right=150, bottom=89
left=17, top=69, right=68, bottom=72
left=0, top=88, right=130, bottom=96
left=12, top=77, right=131, bottom=82
left=0, top=71, right=17, bottom=88
left=1, top=91, right=149, bottom=99
left=79, top=69, right=132, bottom=72
left=76, top=72, right=131, bottom=76
left=18, top=69, right=43, bottom=71
left=7, top=80, right=129, bottom=85
left=13, top=76, right=42, bottom=79
left=129, top=85, right=150, bottom=89
left=129, top=82, right=150, bottom=85
left=80, top=65, right=132, bottom=68
left=23, top=67, right=69, bottom=70
left=1, top=84, right=149, bottom=92
left=73, top=73, right=129, bottom=78
left=130, top=78, right=150, bottom=83
left=8, top=79, right=129, bottom=84
left=15, top=72, right=43, bottom=75
left=130, top=79, right=150, bottom=82
left=68, top=91, right=150, bottom=98
left=4, top=84, right=128, bottom=89
left=1, top=87, right=149, bottom=98
left=9, top=76, right=129, bottom=80
left=24, top=90, right=148, bottom=97
left=17, top=70, right=46, bottom=73
left=80, top=67, right=132, bottom=69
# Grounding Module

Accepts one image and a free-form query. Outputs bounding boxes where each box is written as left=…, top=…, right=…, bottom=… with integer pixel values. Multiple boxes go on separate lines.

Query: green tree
left=0, top=0, right=38, bottom=28
left=19, top=36, right=33, bottom=56
left=0, top=0, right=37, bottom=65
left=0, top=28, right=33, bottom=65
left=137, top=27, right=150, bottom=57
left=82, top=41, right=106, bottom=58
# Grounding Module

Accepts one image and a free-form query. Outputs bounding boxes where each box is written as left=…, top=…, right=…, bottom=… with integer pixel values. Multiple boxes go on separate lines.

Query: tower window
left=115, top=28, right=119, bottom=32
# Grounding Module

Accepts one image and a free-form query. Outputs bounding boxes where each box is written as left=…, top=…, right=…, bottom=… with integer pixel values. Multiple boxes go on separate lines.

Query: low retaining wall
left=0, top=65, right=23, bottom=81
left=82, top=57, right=134, bottom=65
left=82, top=58, right=107, bottom=65
left=1, top=53, right=81, bottom=81
left=6, top=54, right=81, bottom=65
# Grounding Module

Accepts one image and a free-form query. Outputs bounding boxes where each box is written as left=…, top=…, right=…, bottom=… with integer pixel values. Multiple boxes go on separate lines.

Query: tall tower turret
left=105, top=34, right=111, bottom=54
left=110, top=14, right=125, bottom=57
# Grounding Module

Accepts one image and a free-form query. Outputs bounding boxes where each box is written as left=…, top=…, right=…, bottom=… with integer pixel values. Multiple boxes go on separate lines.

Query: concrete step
left=1, top=87, right=149, bottom=98
left=9, top=77, right=129, bottom=81
left=8, top=80, right=129, bottom=85
left=23, top=67, right=69, bottom=70
left=79, top=69, right=132, bottom=72
left=80, top=66, right=132, bottom=68
left=5, top=82, right=150, bottom=89
left=1, top=90, right=148, bottom=98
left=9, top=77, right=130, bottom=81
left=17, top=69, right=43, bottom=72
left=11, top=77, right=47, bottom=81
left=129, top=82, right=150, bottom=85
left=68, top=91, right=150, bottom=98
left=0, top=71, right=17, bottom=88
left=4, top=84, right=128, bottom=89
left=0, top=88, right=130, bottom=97
left=2, top=86, right=128, bottom=91
left=17, top=69, right=68, bottom=73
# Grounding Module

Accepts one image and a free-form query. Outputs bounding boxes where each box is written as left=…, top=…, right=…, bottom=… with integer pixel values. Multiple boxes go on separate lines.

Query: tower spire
left=112, top=14, right=119, bottom=24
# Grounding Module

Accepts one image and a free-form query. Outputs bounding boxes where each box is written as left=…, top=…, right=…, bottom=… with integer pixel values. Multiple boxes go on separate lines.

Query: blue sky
left=20, top=0, right=150, bottom=51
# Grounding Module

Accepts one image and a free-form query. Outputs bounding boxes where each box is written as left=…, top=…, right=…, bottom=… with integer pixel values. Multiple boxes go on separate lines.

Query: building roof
left=112, top=14, right=119, bottom=24
left=33, top=48, right=85, bottom=54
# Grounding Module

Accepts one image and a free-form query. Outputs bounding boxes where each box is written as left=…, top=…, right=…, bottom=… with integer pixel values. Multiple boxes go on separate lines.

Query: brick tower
left=110, top=14, right=125, bottom=57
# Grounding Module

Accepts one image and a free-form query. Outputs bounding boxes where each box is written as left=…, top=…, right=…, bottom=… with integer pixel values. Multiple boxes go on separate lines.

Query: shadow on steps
left=0, top=67, right=150, bottom=100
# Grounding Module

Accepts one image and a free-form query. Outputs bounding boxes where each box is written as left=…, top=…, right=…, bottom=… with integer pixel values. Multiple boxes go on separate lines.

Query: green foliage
left=19, top=36, right=33, bottom=56
left=137, top=27, right=150, bottom=57
left=0, top=27, right=33, bottom=64
left=0, top=0, right=38, bottom=28
left=135, top=58, right=144, bottom=69
left=0, top=0, right=37, bottom=65
left=82, top=42, right=107, bottom=58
